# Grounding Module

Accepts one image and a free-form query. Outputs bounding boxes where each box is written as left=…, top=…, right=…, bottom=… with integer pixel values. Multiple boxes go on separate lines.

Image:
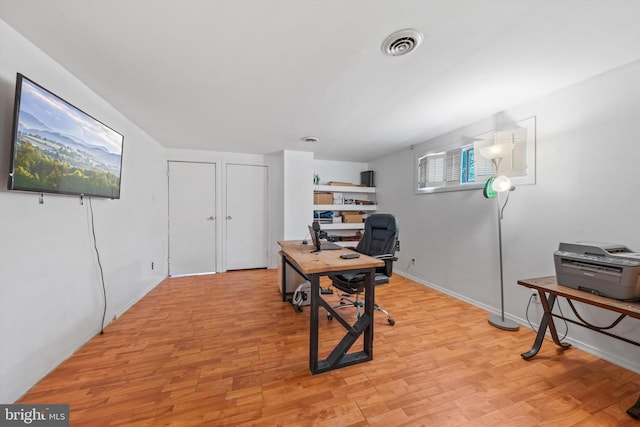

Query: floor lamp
left=479, top=143, right=520, bottom=331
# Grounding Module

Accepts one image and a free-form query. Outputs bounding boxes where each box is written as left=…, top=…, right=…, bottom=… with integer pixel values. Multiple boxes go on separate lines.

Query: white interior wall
left=266, top=152, right=284, bottom=268
left=371, top=59, right=640, bottom=373
left=0, top=20, right=168, bottom=402
left=313, top=159, right=369, bottom=186
left=283, top=151, right=314, bottom=240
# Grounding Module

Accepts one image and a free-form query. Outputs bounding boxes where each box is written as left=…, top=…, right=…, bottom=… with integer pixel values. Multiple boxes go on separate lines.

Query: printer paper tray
left=561, top=259, right=622, bottom=283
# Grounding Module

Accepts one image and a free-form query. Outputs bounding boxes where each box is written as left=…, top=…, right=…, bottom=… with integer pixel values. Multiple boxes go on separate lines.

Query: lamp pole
left=488, top=191, right=519, bottom=331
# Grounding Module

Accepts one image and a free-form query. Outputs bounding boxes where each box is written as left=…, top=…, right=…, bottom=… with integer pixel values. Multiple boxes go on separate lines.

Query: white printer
left=554, top=241, right=640, bottom=300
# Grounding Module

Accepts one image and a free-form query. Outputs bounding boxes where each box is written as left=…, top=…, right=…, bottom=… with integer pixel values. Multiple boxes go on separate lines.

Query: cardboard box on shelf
left=328, top=181, right=358, bottom=186
left=342, top=213, right=363, bottom=223
left=313, top=193, right=333, bottom=204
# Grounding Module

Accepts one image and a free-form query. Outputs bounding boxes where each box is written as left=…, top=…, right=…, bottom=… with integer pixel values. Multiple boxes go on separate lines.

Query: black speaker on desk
left=361, top=170, right=374, bottom=187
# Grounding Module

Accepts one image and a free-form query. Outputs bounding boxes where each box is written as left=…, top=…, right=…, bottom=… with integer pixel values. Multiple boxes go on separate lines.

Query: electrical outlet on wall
left=531, top=292, right=540, bottom=304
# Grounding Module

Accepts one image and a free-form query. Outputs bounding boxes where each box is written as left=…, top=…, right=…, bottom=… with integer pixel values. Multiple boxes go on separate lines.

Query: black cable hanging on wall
left=88, top=197, right=107, bottom=334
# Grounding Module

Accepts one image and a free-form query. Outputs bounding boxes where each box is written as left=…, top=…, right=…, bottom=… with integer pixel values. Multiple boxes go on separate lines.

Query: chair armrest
left=373, top=254, right=398, bottom=261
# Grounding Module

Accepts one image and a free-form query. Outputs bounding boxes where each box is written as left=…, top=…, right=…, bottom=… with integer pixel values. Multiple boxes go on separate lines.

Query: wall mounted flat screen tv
left=8, top=73, right=124, bottom=199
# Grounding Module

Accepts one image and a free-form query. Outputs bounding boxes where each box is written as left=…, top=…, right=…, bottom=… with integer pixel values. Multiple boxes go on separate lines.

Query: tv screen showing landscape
left=8, top=74, right=124, bottom=199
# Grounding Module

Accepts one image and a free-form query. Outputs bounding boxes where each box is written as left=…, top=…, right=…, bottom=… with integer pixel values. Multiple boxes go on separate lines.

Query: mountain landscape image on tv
left=8, top=74, right=124, bottom=199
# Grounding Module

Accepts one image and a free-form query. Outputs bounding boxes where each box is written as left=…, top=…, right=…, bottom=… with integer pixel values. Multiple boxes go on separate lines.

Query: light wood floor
left=18, top=270, right=640, bottom=426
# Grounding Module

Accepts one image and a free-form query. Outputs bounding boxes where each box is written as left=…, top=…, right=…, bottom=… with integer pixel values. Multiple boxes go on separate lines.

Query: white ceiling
left=2, top=0, right=640, bottom=162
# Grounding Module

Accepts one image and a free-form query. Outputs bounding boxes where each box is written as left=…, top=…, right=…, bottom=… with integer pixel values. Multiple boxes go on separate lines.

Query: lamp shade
left=492, top=175, right=513, bottom=192
left=478, top=142, right=513, bottom=160
left=483, top=176, right=497, bottom=199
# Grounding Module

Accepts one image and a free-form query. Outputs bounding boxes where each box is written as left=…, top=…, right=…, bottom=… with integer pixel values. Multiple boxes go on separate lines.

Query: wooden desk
left=517, top=276, right=640, bottom=419
left=278, top=240, right=384, bottom=374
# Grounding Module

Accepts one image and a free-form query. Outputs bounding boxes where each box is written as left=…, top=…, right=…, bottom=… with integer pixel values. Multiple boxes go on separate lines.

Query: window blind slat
left=445, top=149, right=461, bottom=183
left=427, top=156, right=445, bottom=184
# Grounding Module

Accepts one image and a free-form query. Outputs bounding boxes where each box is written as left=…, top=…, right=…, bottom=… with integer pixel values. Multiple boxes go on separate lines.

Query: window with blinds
left=417, top=153, right=445, bottom=188
left=415, top=116, right=535, bottom=194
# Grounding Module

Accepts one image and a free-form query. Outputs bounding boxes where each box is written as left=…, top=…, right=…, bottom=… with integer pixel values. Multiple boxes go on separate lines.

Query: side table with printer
left=518, top=241, right=640, bottom=419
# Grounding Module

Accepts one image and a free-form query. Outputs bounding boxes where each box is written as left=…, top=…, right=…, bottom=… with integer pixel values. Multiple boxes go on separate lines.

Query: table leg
left=280, top=251, right=287, bottom=302
left=311, top=269, right=375, bottom=374
left=522, top=292, right=571, bottom=360
left=363, top=270, right=374, bottom=357
left=309, top=274, right=320, bottom=374
left=627, top=394, right=640, bottom=420
left=540, top=292, right=570, bottom=349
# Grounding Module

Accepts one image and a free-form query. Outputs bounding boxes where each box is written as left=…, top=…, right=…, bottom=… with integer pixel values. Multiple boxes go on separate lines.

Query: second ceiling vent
left=381, top=28, right=423, bottom=56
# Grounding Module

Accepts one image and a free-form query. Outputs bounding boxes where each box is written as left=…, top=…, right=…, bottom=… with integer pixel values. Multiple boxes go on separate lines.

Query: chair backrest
left=356, top=213, right=399, bottom=260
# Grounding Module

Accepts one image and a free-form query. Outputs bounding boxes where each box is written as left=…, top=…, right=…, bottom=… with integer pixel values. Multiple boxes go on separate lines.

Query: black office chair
left=328, top=213, right=399, bottom=325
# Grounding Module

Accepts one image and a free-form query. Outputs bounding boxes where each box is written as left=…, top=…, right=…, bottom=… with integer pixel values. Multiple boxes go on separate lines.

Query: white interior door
left=225, top=164, right=267, bottom=270
left=168, top=161, right=216, bottom=276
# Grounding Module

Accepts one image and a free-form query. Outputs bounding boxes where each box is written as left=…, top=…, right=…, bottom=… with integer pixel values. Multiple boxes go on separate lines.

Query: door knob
left=207, top=216, right=215, bottom=220
left=226, top=215, right=232, bottom=220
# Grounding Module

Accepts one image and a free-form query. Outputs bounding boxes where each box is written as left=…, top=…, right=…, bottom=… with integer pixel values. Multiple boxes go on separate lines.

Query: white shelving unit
left=313, top=204, right=376, bottom=212
left=313, top=185, right=376, bottom=239
left=315, top=184, right=375, bottom=194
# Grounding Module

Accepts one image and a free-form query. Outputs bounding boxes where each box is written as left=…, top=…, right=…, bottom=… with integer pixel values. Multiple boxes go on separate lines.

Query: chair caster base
left=328, top=312, right=395, bottom=326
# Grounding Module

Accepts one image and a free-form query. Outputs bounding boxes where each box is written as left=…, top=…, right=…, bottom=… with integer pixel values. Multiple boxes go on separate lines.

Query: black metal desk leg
left=522, top=293, right=555, bottom=359
left=540, top=292, right=570, bottom=349
left=363, top=270, right=374, bottom=357
left=522, top=292, right=571, bottom=359
left=309, top=274, right=320, bottom=374
left=281, top=252, right=287, bottom=302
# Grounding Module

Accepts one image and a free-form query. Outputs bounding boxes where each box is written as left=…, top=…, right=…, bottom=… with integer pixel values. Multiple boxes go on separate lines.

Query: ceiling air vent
left=381, top=28, right=423, bottom=56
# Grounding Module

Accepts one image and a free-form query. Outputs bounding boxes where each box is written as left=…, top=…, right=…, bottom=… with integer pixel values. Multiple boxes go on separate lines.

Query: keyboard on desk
left=320, top=241, right=341, bottom=250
